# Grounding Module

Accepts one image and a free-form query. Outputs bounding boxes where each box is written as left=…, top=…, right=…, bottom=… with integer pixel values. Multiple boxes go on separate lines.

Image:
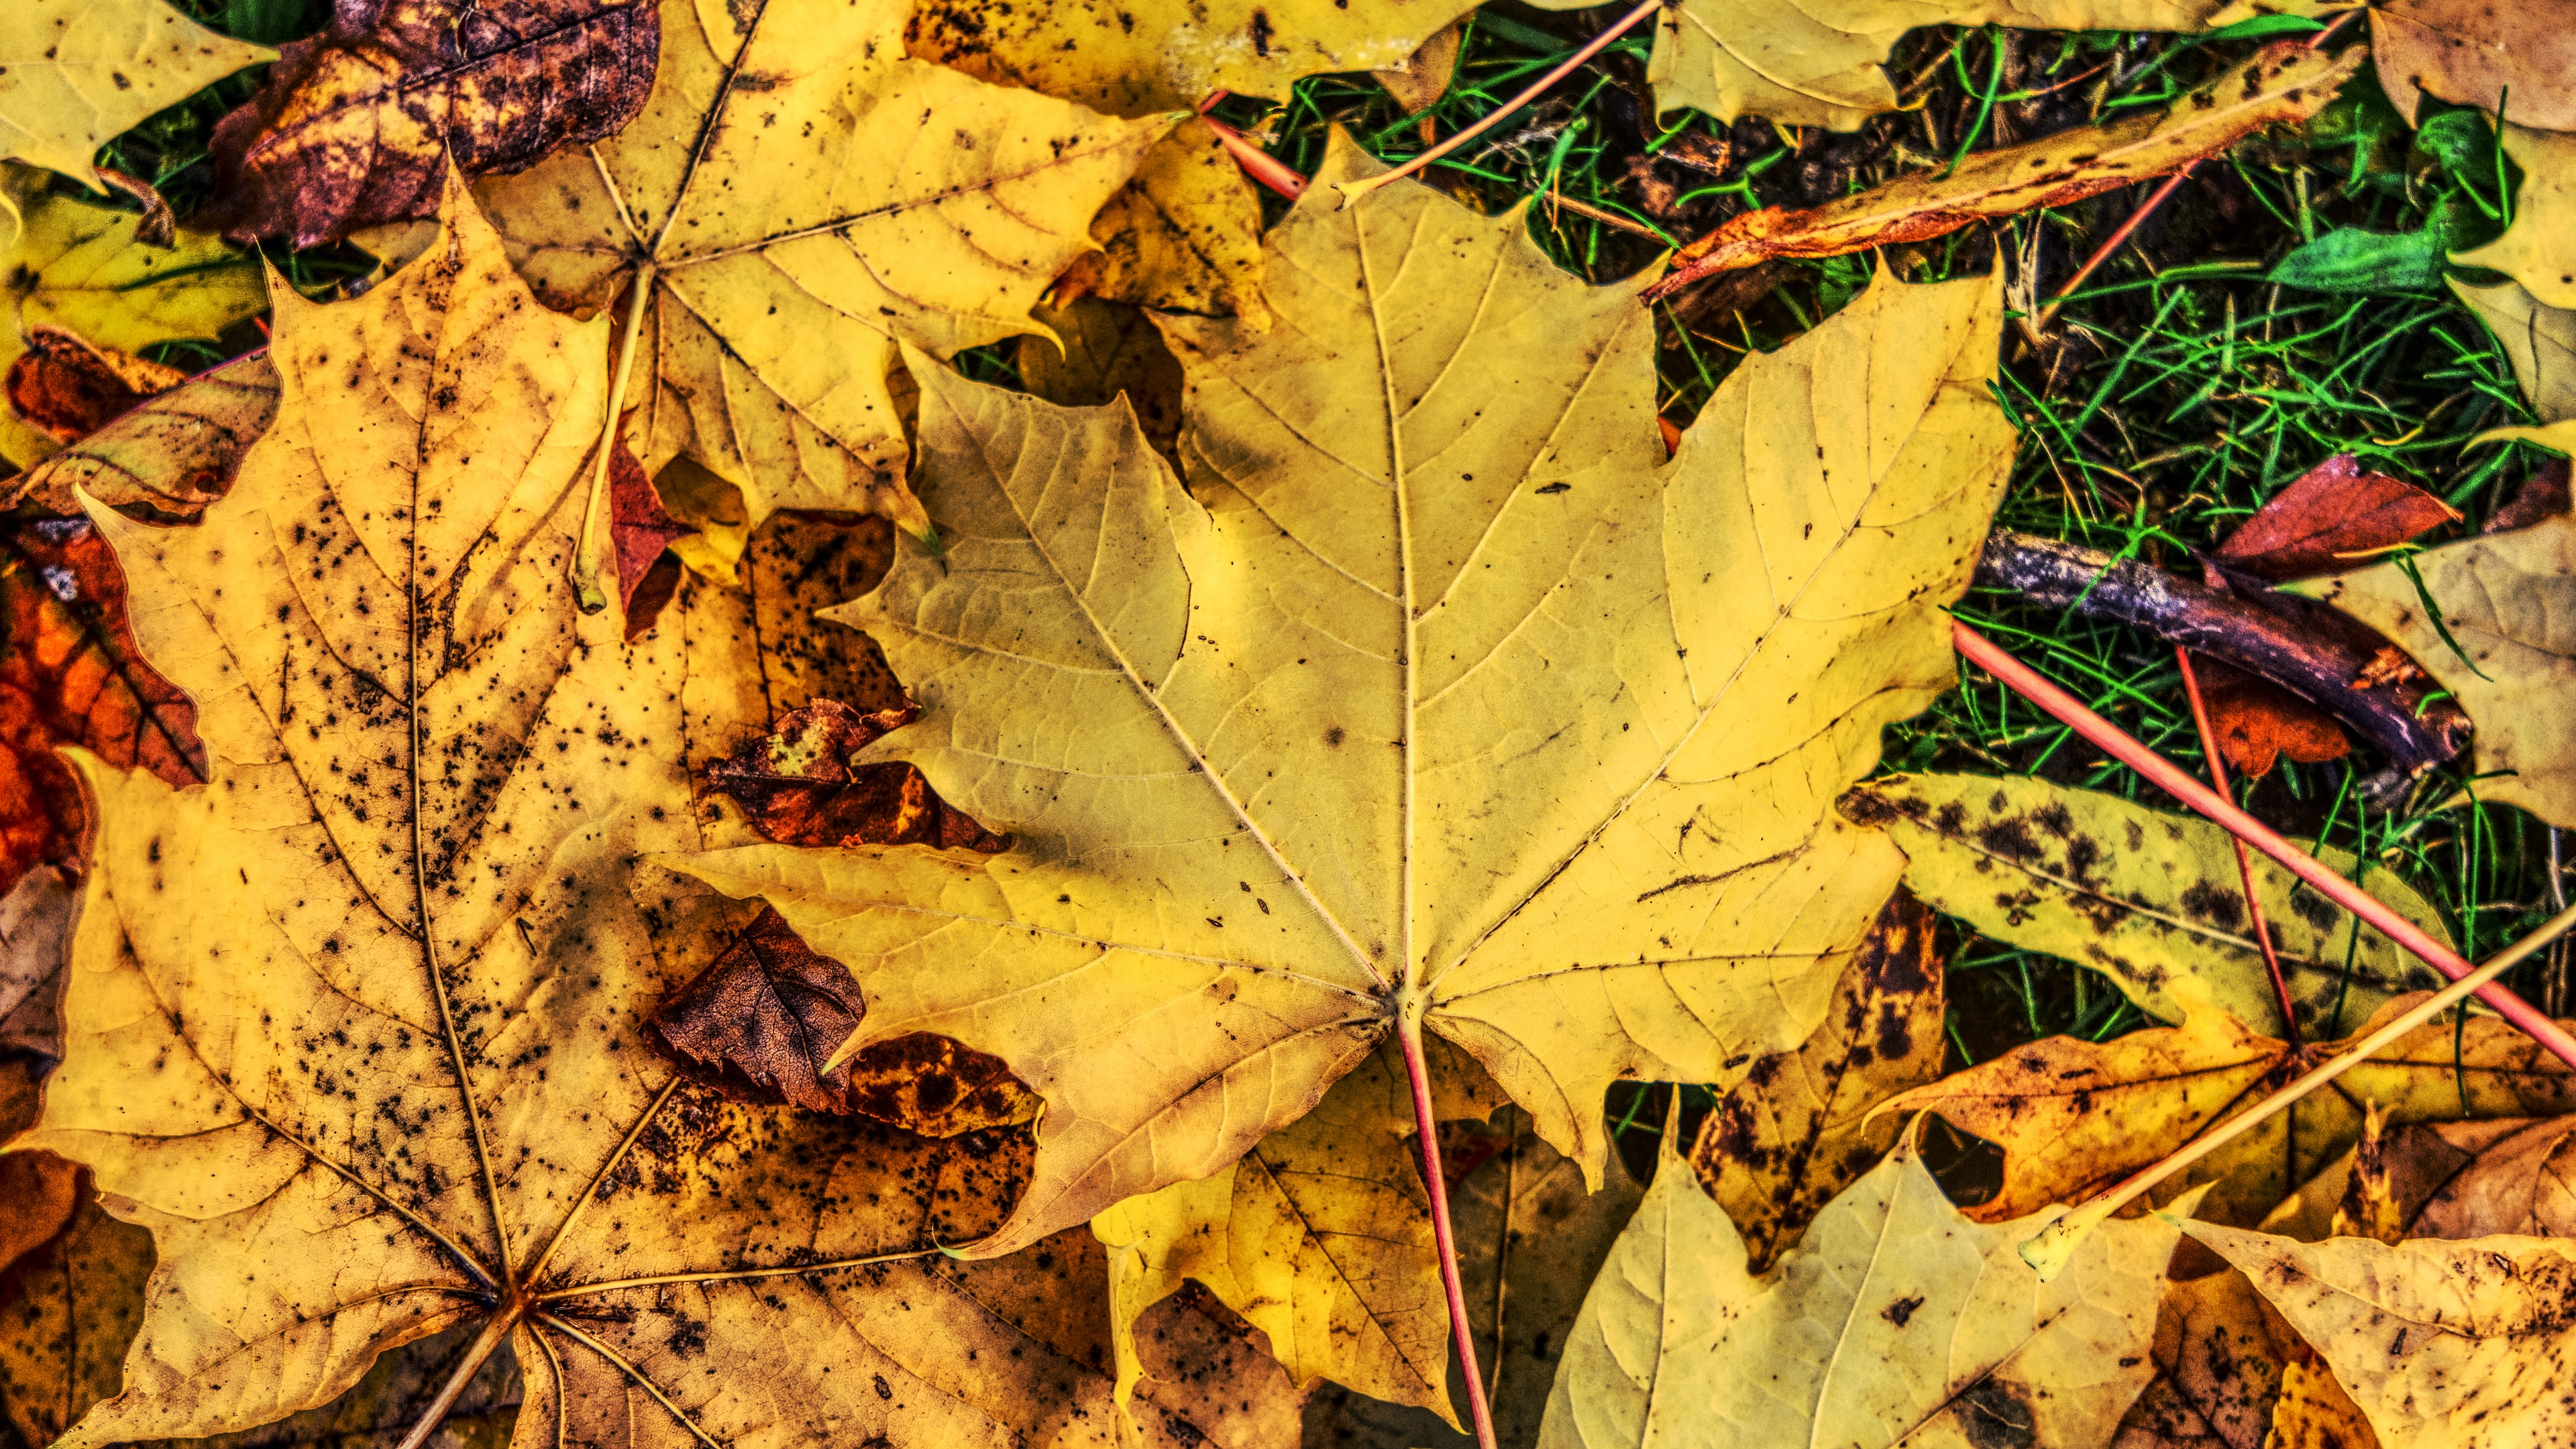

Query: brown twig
left=2174, top=645, right=2298, bottom=1037
left=1975, top=531, right=2469, bottom=775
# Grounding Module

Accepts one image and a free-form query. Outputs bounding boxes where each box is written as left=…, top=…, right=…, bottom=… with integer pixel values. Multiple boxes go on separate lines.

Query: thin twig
left=2033, top=165, right=2192, bottom=329
left=2020, top=896, right=2576, bottom=1279
left=2175, top=645, right=2299, bottom=1037
left=1951, top=621, right=2576, bottom=1071
left=1398, top=1015, right=1499, bottom=1449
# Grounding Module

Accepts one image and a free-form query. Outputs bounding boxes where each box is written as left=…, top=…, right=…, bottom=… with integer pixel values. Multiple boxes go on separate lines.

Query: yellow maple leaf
left=22, top=177, right=1241, bottom=1449
left=0, top=174, right=265, bottom=468
left=2307, top=514, right=2576, bottom=830
left=670, top=138, right=2017, bottom=1260
left=0, top=0, right=270, bottom=187
left=451, top=0, right=1168, bottom=540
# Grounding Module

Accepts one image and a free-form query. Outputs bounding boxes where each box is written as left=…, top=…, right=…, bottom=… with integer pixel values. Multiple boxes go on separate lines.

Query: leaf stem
left=1397, top=1012, right=1499, bottom=1449
left=2173, top=645, right=2299, bottom=1039
left=1332, top=0, right=1662, bottom=207
left=574, top=261, right=655, bottom=614
left=392, top=1307, right=518, bottom=1449
left=2019, top=896, right=2576, bottom=1279
left=1952, top=620, right=2576, bottom=1070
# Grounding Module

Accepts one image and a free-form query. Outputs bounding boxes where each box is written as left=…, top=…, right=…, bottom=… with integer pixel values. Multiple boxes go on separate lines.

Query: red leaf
left=2211, top=454, right=2458, bottom=582
left=610, top=443, right=693, bottom=612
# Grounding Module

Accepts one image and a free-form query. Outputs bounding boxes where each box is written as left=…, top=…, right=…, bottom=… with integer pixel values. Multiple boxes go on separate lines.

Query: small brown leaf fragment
left=1693, top=889, right=1945, bottom=1271
left=607, top=439, right=693, bottom=612
left=3, top=326, right=186, bottom=446
left=2210, top=454, right=2459, bottom=584
left=708, top=699, right=1010, bottom=853
left=2191, top=659, right=2349, bottom=780
left=204, top=0, right=662, bottom=246
left=3, top=352, right=278, bottom=519
left=0, top=1153, right=79, bottom=1281
left=0, top=867, right=72, bottom=1063
left=1649, top=42, right=2359, bottom=297
left=2370, top=0, right=2576, bottom=131
left=2485, top=459, right=2571, bottom=534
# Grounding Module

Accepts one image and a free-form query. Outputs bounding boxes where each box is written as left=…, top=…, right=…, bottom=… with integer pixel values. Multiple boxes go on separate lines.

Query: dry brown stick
left=1975, top=531, right=2469, bottom=775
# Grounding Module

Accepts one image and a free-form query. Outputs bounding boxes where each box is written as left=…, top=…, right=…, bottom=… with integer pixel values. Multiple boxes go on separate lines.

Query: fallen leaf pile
left=0, top=2, right=2573, bottom=1448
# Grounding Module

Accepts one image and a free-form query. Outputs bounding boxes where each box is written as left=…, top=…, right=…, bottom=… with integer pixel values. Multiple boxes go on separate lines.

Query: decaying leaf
left=455, top=0, right=1168, bottom=536
left=905, top=0, right=1481, bottom=116
left=1302, top=1108, right=1648, bottom=1449
left=1071, top=120, right=1269, bottom=323
left=605, top=438, right=692, bottom=611
left=1690, top=888, right=1946, bottom=1272
left=1526, top=0, right=2333, bottom=131
left=1094, top=1038, right=1476, bottom=1429
left=1539, top=1128, right=2186, bottom=1449
left=3, top=323, right=184, bottom=445
left=1017, top=297, right=1186, bottom=466
left=2193, top=453, right=2457, bottom=777
left=2449, top=274, right=2576, bottom=445
left=2452, top=125, right=2576, bottom=311
left=0, top=182, right=266, bottom=468
left=1, top=350, right=278, bottom=517
left=1842, top=773, right=2450, bottom=1038
left=2264, top=1357, right=2381, bottom=1449
left=0, top=515, right=207, bottom=900
left=0, top=0, right=272, bottom=186
left=30, top=178, right=1228, bottom=1449
left=1649, top=42, right=2356, bottom=291
left=2110, top=1268, right=2298, bottom=1449
left=203, top=0, right=660, bottom=247
left=2189, top=1220, right=2576, bottom=1449
left=1882, top=996, right=2576, bottom=1227
left=705, top=698, right=1010, bottom=854
left=0, top=1177, right=152, bottom=1448
left=669, top=137, right=2017, bottom=1259
left=1373, top=19, right=1462, bottom=121
left=2370, top=0, right=2576, bottom=133
left=2331, top=1114, right=2576, bottom=1240
left=2307, top=513, right=2576, bottom=829
left=0, top=1152, right=79, bottom=1282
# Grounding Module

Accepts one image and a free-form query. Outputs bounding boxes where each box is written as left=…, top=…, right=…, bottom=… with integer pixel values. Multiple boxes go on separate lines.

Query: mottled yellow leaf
left=670, top=137, right=2017, bottom=1260
left=1540, top=1128, right=2186, bottom=1448
left=0, top=0, right=270, bottom=185
left=0, top=176, right=265, bottom=468
left=2110, top=1269, right=2297, bottom=1449
left=2308, top=515, right=2576, bottom=830
left=1077, top=119, right=1268, bottom=324
left=2264, top=1358, right=2380, bottom=1449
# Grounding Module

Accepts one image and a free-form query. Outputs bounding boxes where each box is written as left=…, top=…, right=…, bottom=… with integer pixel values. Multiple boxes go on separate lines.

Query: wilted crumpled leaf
left=1093, top=1038, right=1495, bottom=1428
left=1301, top=1108, right=1646, bottom=1449
left=1691, top=889, right=1945, bottom=1272
left=2109, top=1268, right=2300, bottom=1449
left=0, top=516, right=207, bottom=901
left=27, top=179, right=1232, bottom=1449
left=1525, top=0, right=2332, bottom=131
left=1539, top=1128, right=2187, bottom=1449
left=1880, top=994, right=2576, bottom=1228
left=671, top=137, right=2017, bottom=1259
left=0, top=181, right=265, bottom=468
left=430, top=0, right=1166, bottom=539
left=3, top=323, right=184, bottom=445
left=2, top=350, right=277, bottom=517
left=2193, top=453, right=2458, bottom=777
left=1843, top=774, right=2450, bottom=1038
left=1649, top=42, right=2355, bottom=290
left=0, top=0, right=272, bottom=189
left=203, top=0, right=659, bottom=248
left=2371, top=0, right=2576, bottom=133
left=2186, top=1220, right=2576, bottom=1449
left=2306, top=513, right=2576, bottom=830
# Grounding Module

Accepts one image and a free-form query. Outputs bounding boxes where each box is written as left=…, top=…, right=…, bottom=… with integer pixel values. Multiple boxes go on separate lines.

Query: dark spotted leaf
left=707, top=699, right=1009, bottom=855
left=3, top=351, right=279, bottom=519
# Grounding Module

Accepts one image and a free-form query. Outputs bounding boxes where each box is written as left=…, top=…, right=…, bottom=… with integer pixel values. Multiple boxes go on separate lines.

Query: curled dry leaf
left=203, top=0, right=660, bottom=247
left=707, top=699, right=1011, bottom=855
left=671, top=136, right=2017, bottom=1258
left=2187, top=1221, right=2576, bottom=1449
left=0, top=0, right=271, bottom=187
left=2306, top=513, right=2576, bottom=829
left=0, top=185, right=266, bottom=469
left=2109, top=1267, right=2299, bottom=1449
left=1647, top=42, right=2357, bottom=297
left=1843, top=774, right=2449, bottom=1038
left=2, top=323, right=184, bottom=445
left=2, top=350, right=278, bottom=518
left=2369, top=0, right=2576, bottom=133
left=1690, top=888, right=1946, bottom=1272
left=1882, top=995, right=2576, bottom=1228
left=0, top=517, right=207, bottom=900
left=32, top=177, right=1227, bottom=1449
left=453, top=0, right=1169, bottom=537
left=1539, top=1130, right=2187, bottom=1449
